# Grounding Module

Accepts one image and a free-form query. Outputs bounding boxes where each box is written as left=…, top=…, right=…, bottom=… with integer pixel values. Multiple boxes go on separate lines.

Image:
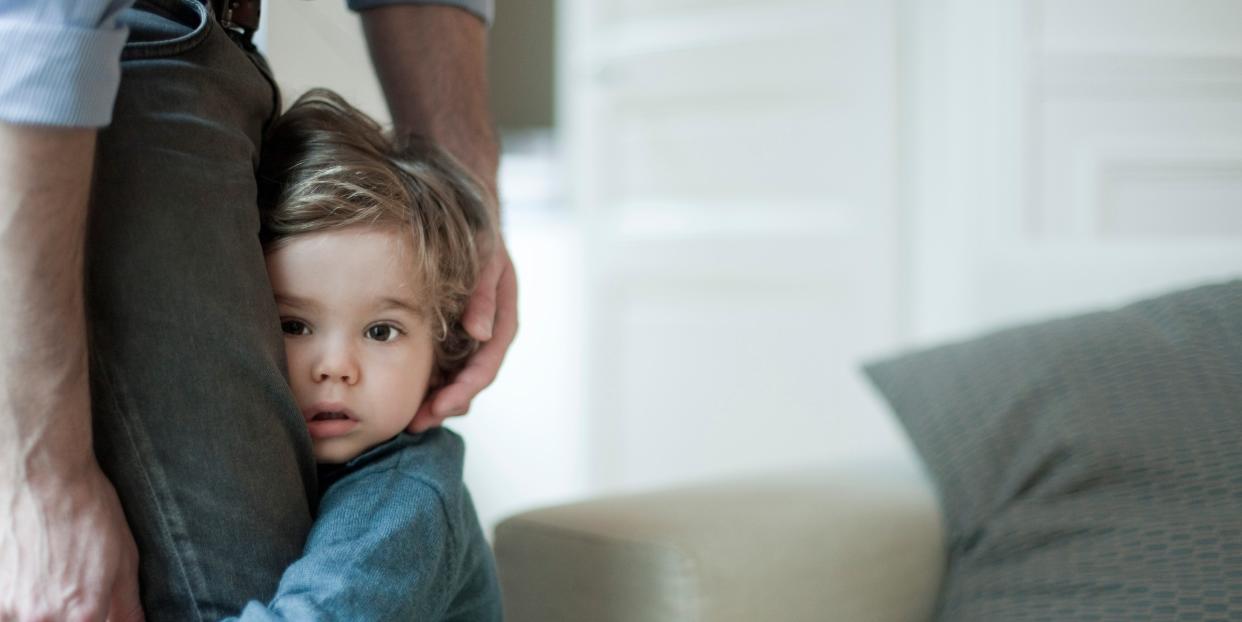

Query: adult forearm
left=0, top=123, right=96, bottom=485
left=361, top=5, right=499, bottom=208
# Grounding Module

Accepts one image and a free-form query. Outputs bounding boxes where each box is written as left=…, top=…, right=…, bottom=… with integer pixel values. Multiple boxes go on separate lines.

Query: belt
left=210, top=0, right=261, bottom=36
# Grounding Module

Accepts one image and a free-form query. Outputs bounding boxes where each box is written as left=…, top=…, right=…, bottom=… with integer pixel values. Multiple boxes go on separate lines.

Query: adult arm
left=0, top=3, right=143, bottom=620
left=356, top=4, right=519, bottom=431
left=0, top=124, right=143, bottom=622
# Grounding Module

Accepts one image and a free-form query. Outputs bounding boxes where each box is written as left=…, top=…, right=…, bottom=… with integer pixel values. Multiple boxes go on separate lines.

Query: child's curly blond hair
left=257, top=88, right=492, bottom=386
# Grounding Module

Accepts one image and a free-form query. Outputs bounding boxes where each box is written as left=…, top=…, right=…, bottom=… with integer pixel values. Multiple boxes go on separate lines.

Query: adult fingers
left=435, top=255, right=518, bottom=413
left=406, top=255, right=518, bottom=433
left=407, top=391, right=447, bottom=433
left=460, top=240, right=507, bottom=341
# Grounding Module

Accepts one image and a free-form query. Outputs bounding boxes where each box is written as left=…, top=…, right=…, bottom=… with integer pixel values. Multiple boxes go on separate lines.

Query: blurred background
left=257, top=0, right=1242, bottom=534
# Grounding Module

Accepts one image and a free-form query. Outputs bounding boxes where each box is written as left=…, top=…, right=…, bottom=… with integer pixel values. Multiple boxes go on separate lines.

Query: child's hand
left=408, top=237, right=517, bottom=432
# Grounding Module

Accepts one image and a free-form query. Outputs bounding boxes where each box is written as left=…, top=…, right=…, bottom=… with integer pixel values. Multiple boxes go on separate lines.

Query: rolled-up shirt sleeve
left=0, top=0, right=134, bottom=127
left=346, top=0, right=493, bottom=26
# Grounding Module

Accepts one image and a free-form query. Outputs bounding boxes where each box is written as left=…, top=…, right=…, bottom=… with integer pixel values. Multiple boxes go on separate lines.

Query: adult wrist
left=0, top=367, right=94, bottom=489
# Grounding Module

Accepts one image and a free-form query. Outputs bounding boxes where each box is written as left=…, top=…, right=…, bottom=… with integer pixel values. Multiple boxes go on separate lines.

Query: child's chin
left=312, top=440, right=359, bottom=464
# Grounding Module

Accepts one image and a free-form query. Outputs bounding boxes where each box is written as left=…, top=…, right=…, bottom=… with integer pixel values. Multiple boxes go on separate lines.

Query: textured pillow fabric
left=864, top=280, right=1242, bottom=621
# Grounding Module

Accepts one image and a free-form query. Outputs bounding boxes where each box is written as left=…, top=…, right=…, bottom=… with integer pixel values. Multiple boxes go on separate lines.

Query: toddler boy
left=223, top=88, right=502, bottom=621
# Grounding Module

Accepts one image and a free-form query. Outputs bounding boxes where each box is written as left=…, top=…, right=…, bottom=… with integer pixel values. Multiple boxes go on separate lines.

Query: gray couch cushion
left=864, top=280, right=1242, bottom=621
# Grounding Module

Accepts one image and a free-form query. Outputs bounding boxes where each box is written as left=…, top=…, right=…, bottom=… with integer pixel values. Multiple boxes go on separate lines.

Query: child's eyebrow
left=377, top=296, right=422, bottom=316
left=274, top=294, right=317, bottom=309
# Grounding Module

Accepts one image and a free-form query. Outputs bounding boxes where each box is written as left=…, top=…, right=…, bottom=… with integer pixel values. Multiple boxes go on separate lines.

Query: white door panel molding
left=1037, top=0, right=1242, bottom=58
left=907, top=0, right=1242, bottom=342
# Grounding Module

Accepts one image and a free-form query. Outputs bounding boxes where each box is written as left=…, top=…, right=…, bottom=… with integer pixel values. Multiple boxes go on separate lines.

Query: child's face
left=265, top=226, right=436, bottom=464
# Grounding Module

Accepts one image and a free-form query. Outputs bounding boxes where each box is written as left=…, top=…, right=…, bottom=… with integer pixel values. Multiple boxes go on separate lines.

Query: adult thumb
left=107, top=570, right=146, bottom=622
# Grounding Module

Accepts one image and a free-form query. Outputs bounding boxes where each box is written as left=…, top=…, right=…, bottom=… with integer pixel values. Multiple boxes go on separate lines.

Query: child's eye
left=366, top=323, right=402, bottom=342
left=281, top=320, right=310, bottom=336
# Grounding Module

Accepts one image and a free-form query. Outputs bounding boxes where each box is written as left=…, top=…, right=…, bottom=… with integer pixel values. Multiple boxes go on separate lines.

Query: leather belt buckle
left=215, top=0, right=261, bottom=36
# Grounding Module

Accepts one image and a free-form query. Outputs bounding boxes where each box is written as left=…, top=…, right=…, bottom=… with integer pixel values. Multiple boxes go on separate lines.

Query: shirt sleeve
left=220, top=467, right=463, bottom=621
left=346, top=0, right=493, bottom=27
left=0, top=0, right=134, bottom=127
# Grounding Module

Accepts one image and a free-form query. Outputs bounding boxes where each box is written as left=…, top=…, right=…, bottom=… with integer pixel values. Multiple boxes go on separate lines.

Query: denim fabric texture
left=224, top=429, right=504, bottom=621
left=87, top=1, right=318, bottom=619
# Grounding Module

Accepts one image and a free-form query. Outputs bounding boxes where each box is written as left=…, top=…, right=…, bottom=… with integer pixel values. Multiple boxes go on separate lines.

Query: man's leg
left=86, top=1, right=317, bottom=619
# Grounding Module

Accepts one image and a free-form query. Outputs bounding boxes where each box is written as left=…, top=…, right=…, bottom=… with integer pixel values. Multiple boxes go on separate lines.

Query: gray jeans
left=86, top=1, right=317, bottom=619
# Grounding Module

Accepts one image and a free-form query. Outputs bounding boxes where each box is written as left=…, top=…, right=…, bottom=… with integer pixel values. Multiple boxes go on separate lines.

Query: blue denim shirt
left=0, top=0, right=492, bottom=127
left=221, top=429, right=503, bottom=621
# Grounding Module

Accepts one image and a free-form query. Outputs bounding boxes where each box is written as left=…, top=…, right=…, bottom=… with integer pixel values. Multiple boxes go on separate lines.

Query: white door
left=907, top=0, right=1242, bottom=342
left=567, top=0, right=1242, bottom=493
left=562, top=0, right=907, bottom=492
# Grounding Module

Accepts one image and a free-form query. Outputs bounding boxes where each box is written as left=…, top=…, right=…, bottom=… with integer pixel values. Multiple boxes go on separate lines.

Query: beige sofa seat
left=494, top=458, right=946, bottom=622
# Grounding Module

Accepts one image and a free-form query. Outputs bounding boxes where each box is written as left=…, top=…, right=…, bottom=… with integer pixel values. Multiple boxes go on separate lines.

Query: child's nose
left=313, top=344, right=359, bottom=384
left=316, top=368, right=355, bottom=383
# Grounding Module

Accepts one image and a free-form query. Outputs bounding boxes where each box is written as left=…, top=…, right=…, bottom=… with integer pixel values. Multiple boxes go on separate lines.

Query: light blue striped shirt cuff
left=0, top=10, right=132, bottom=127
left=347, top=0, right=493, bottom=26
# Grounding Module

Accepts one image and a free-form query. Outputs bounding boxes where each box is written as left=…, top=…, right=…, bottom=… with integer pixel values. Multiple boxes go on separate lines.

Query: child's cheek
left=282, top=341, right=311, bottom=381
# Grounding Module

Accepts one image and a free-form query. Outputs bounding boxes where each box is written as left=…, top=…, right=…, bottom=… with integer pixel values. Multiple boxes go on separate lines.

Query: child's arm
left=222, top=469, right=457, bottom=620
left=220, top=432, right=500, bottom=621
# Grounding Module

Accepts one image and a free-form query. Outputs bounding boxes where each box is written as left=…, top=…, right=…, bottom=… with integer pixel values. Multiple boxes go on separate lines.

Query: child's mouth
left=304, top=405, right=359, bottom=439
left=311, top=411, right=351, bottom=421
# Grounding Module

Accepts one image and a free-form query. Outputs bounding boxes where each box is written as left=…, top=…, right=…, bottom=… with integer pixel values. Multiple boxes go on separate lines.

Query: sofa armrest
left=494, top=459, right=945, bottom=622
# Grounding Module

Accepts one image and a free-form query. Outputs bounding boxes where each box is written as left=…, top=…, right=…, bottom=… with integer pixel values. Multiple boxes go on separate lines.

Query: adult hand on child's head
left=408, top=235, right=517, bottom=433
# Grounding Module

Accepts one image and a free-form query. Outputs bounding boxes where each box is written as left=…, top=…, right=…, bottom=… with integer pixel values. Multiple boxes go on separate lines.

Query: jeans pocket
left=121, top=0, right=212, bottom=60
